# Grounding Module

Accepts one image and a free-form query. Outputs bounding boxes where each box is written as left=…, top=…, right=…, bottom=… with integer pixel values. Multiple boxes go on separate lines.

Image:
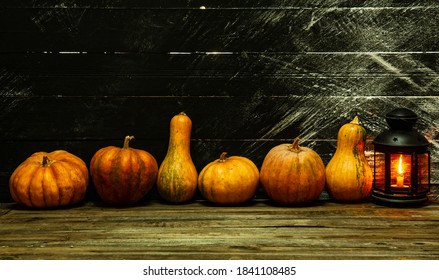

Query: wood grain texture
left=1, top=53, right=438, bottom=97
left=5, top=1, right=439, bottom=8
left=1, top=4, right=439, bottom=52
left=0, top=200, right=438, bottom=259
left=1, top=96, right=438, bottom=147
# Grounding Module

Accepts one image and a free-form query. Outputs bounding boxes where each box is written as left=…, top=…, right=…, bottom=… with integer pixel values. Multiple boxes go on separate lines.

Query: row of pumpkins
left=9, top=112, right=372, bottom=208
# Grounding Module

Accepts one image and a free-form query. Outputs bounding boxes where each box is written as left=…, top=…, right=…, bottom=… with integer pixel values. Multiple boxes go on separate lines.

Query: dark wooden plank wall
left=1, top=1, right=439, bottom=202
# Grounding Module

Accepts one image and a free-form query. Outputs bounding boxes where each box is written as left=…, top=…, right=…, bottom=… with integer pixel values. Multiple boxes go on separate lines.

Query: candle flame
left=398, top=154, right=403, bottom=174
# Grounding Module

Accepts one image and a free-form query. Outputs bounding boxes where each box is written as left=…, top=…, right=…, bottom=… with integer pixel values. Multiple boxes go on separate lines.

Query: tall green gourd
left=325, top=116, right=373, bottom=202
left=156, top=112, right=198, bottom=203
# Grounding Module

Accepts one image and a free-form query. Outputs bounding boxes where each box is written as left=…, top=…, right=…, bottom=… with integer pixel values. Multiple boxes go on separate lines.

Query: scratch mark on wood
left=0, top=68, right=33, bottom=126
left=304, top=8, right=336, bottom=31
left=32, top=6, right=88, bottom=34
left=0, top=68, right=32, bottom=98
left=369, top=54, right=425, bottom=92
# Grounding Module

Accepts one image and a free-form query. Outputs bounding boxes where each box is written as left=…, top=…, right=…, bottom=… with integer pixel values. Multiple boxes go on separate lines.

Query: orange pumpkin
left=90, top=136, right=158, bottom=206
left=156, top=112, right=198, bottom=203
left=325, top=116, right=373, bottom=202
left=260, top=137, right=326, bottom=204
left=9, top=150, right=89, bottom=208
left=198, top=152, right=259, bottom=205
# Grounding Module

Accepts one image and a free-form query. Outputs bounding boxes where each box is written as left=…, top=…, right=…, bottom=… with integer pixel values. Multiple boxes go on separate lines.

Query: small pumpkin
left=90, top=136, right=158, bottom=206
left=260, top=137, right=326, bottom=204
left=156, top=112, right=198, bottom=203
left=198, top=152, right=259, bottom=205
left=325, top=116, right=373, bottom=202
left=9, top=150, right=89, bottom=208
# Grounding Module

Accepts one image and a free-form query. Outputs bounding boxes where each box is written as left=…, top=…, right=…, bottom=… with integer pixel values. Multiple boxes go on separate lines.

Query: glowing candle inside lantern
left=396, top=155, right=404, bottom=188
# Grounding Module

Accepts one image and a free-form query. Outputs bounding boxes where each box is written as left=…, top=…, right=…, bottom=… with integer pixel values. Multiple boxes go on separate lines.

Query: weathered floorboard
left=0, top=201, right=438, bottom=259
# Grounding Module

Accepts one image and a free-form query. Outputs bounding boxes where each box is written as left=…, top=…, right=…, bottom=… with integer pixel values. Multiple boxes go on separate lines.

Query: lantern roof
left=373, top=108, right=429, bottom=150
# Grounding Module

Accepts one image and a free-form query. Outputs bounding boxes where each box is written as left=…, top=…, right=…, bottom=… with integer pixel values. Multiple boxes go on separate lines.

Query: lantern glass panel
left=390, top=154, right=411, bottom=192
left=416, top=153, right=430, bottom=193
left=373, top=151, right=385, bottom=191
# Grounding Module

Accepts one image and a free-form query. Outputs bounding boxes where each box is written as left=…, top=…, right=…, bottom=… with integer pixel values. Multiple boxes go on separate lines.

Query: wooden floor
left=0, top=198, right=438, bottom=260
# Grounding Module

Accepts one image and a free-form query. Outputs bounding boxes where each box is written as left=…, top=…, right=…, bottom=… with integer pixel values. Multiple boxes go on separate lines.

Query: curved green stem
left=123, top=136, right=135, bottom=149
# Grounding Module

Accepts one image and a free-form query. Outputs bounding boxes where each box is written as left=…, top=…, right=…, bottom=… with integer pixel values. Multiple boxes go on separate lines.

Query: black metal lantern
left=372, top=108, right=430, bottom=205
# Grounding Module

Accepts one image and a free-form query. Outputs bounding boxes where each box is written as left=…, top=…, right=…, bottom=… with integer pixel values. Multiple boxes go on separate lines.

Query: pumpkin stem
left=41, top=156, right=54, bottom=167
left=123, top=135, right=135, bottom=149
left=351, top=116, right=360, bottom=125
left=290, top=137, right=301, bottom=152
left=219, top=152, right=228, bottom=162
left=179, top=112, right=187, bottom=116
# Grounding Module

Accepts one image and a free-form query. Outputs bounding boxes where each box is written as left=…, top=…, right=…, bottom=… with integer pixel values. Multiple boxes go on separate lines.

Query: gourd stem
left=123, top=136, right=135, bottom=149
left=290, top=137, right=301, bottom=152
left=42, top=156, right=53, bottom=167
left=219, top=152, right=228, bottom=162
left=351, top=116, right=359, bottom=125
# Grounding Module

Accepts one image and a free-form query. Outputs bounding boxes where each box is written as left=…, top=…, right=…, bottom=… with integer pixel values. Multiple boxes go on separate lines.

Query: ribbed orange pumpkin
left=198, top=152, right=259, bottom=205
left=9, top=150, right=89, bottom=208
left=260, top=137, right=326, bottom=204
left=325, top=116, right=373, bottom=202
left=156, top=112, right=198, bottom=203
left=90, top=136, right=158, bottom=206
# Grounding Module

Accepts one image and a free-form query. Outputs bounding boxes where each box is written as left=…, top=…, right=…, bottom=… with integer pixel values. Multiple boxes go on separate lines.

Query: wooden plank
left=1, top=96, right=437, bottom=141
left=2, top=52, right=439, bottom=97
left=0, top=201, right=438, bottom=259
left=4, top=52, right=438, bottom=77
left=6, top=0, right=439, bottom=9
left=0, top=95, right=428, bottom=160
left=1, top=6, right=439, bottom=52
left=0, top=245, right=436, bottom=260
left=0, top=202, right=12, bottom=215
